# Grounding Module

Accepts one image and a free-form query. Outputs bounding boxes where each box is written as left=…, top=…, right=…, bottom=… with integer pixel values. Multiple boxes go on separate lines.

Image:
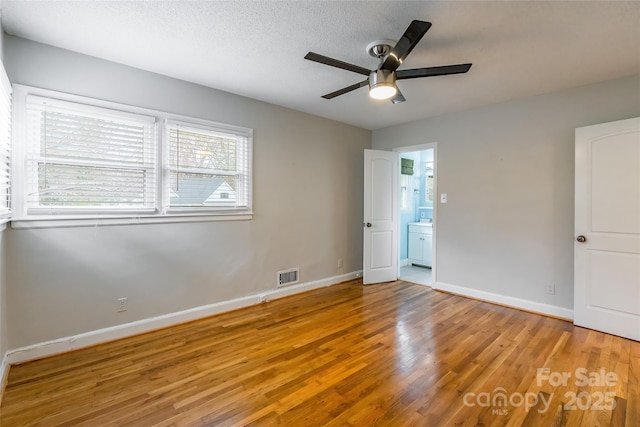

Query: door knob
left=576, top=235, right=587, bottom=243
left=364, top=222, right=372, bottom=228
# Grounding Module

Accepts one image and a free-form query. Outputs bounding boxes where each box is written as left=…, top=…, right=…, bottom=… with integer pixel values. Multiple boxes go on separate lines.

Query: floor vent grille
left=277, top=268, right=299, bottom=287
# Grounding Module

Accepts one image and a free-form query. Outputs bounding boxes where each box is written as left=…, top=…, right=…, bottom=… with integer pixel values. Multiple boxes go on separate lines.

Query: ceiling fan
left=304, top=20, right=472, bottom=104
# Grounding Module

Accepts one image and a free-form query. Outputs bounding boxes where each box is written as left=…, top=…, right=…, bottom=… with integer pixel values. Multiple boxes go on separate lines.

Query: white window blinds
left=25, top=96, right=157, bottom=214
left=12, top=86, right=253, bottom=224
left=0, top=63, right=11, bottom=219
left=165, top=121, right=251, bottom=212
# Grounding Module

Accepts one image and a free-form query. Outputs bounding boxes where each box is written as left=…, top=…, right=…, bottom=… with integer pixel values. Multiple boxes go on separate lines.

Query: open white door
left=574, top=117, right=640, bottom=341
left=363, top=149, right=398, bottom=285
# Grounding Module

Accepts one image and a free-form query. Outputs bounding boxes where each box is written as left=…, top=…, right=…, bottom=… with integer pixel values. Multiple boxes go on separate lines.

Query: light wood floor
left=1, top=280, right=638, bottom=426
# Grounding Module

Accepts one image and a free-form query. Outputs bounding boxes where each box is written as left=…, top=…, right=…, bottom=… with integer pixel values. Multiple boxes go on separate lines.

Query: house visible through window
left=166, top=121, right=250, bottom=212
left=12, top=85, right=253, bottom=224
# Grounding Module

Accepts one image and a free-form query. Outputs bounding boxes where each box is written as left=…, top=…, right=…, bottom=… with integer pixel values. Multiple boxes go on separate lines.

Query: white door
left=574, top=117, right=640, bottom=341
left=363, top=149, right=398, bottom=285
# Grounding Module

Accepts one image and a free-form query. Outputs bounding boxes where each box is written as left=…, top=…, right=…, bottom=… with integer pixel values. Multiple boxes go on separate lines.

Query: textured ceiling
left=2, top=1, right=639, bottom=130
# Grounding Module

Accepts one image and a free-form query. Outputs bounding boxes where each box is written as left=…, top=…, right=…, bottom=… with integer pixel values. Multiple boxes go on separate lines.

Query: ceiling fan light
left=369, top=69, right=397, bottom=100
left=369, top=85, right=397, bottom=100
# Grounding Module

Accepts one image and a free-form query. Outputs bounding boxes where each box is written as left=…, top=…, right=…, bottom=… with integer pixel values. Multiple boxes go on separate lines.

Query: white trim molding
left=10, top=213, right=252, bottom=230
left=434, top=281, right=573, bottom=321
left=6, top=271, right=363, bottom=365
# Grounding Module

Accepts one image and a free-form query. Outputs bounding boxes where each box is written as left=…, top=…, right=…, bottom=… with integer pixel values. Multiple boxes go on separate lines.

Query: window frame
left=11, top=85, right=253, bottom=229
left=0, top=60, right=11, bottom=225
left=24, top=95, right=158, bottom=216
left=163, top=119, right=252, bottom=215
left=399, top=173, right=413, bottom=213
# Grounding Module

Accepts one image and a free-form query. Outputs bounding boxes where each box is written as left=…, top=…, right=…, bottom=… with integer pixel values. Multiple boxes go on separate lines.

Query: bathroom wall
left=417, top=149, right=435, bottom=222
left=399, top=151, right=420, bottom=261
left=0, top=24, right=8, bottom=384
left=399, top=149, right=434, bottom=261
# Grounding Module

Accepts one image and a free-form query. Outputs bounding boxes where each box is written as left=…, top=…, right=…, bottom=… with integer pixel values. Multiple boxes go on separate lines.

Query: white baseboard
left=399, top=259, right=409, bottom=267
left=7, top=271, right=363, bottom=365
left=434, top=281, right=573, bottom=321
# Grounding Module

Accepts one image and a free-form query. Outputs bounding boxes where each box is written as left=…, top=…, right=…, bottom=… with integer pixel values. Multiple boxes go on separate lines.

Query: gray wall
left=374, top=74, right=640, bottom=310
left=0, top=229, right=6, bottom=364
left=0, top=26, right=7, bottom=366
left=4, top=36, right=371, bottom=349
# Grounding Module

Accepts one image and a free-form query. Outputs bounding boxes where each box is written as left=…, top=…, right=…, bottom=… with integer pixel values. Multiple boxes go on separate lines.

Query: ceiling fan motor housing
left=369, top=69, right=396, bottom=88
left=369, top=69, right=397, bottom=99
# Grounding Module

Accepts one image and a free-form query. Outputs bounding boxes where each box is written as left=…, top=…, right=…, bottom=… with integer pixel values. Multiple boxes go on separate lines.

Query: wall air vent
left=277, top=268, right=299, bottom=288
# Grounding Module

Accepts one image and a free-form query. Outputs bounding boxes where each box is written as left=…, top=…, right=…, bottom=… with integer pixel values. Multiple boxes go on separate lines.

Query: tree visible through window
left=14, top=86, right=253, bottom=221
left=25, top=97, right=156, bottom=212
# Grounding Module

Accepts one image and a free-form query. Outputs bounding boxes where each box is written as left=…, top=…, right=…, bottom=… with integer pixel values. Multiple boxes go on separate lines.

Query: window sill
left=10, top=212, right=253, bottom=229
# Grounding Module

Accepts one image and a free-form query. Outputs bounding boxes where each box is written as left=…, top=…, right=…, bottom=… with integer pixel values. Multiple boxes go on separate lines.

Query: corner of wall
left=0, top=20, right=11, bottom=397
left=0, top=225, right=8, bottom=403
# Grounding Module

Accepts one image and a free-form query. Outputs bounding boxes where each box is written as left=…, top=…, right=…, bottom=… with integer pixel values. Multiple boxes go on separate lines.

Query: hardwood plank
left=0, top=279, right=638, bottom=426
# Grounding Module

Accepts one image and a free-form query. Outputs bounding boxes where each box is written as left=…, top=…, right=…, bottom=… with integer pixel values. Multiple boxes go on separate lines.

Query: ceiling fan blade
left=380, top=20, right=432, bottom=72
left=396, top=63, right=472, bottom=80
left=390, top=88, right=406, bottom=104
left=305, top=52, right=371, bottom=76
left=322, top=80, right=369, bottom=99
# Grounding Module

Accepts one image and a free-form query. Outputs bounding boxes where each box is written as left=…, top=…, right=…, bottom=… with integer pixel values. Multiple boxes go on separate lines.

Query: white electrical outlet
left=546, top=284, right=555, bottom=295
left=338, top=258, right=343, bottom=268
left=440, top=193, right=448, bottom=203
left=117, top=297, right=128, bottom=312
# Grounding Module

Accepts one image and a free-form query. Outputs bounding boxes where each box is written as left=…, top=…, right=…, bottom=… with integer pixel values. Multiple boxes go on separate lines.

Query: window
left=165, top=121, right=251, bottom=212
left=12, top=85, right=253, bottom=226
left=400, top=174, right=412, bottom=211
left=0, top=62, right=11, bottom=221
left=400, top=157, right=414, bottom=212
left=24, top=96, right=157, bottom=214
left=425, top=161, right=434, bottom=204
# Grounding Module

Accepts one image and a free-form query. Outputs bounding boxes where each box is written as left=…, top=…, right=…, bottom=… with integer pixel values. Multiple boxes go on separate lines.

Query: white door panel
left=590, top=133, right=640, bottom=233
left=371, top=231, right=393, bottom=269
left=371, top=160, right=394, bottom=221
left=363, top=149, right=398, bottom=285
left=574, top=117, right=640, bottom=341
left=408, top=232, right=423, bottom=262
left=588, top=251, right=640, bottom=315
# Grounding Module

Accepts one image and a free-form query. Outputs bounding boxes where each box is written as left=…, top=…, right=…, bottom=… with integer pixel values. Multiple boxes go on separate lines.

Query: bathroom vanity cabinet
left=408, top=223, right=432, bottom=268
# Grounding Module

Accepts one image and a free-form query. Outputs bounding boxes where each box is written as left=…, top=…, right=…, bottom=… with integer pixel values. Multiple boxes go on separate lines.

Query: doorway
left=394, top=143, right=437, bottom=286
